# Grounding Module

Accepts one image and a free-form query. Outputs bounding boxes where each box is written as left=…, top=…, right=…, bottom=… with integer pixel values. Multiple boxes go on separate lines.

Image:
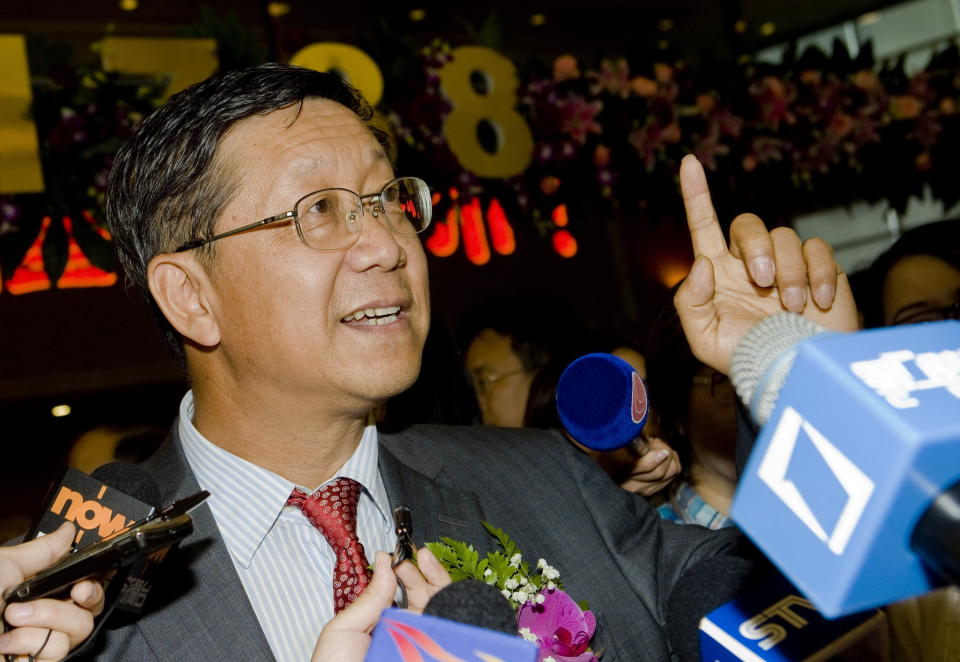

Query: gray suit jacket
left=88, top=423, right=742, bottom=661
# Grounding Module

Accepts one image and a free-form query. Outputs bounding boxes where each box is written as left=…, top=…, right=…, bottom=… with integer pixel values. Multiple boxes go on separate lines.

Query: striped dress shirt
left=177, top=392, right=397, bottom=662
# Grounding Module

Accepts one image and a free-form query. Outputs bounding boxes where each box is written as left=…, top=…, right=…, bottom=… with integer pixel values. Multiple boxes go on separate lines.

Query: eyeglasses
left=175, top=176, right=432, bottom=253
left=692, top=370, right=732, bottom=399
left=892, top=300, right=960, bottom=326
left=471, top=367, right=531, bottom=396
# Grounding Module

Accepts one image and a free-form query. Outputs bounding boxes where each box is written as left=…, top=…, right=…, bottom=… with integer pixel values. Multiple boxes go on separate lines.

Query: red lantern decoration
left=461, top=198, right=490, bottom=265
left=6, top=216, right=53, bottom=295
left=58, top=213, right=117, bottom=289
left=425, top=205, right=460, bottom=258
left=6, top=213, right=117, bottom=294
left=551, top=204, right=569, bottom=227
left=486, top=198, right=515, bottom=255
left=552, top=229, right=578, bottom=258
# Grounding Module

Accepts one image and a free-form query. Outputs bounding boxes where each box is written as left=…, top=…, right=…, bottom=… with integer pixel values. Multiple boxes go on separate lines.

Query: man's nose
left=345, top=204, right=405, bottom=271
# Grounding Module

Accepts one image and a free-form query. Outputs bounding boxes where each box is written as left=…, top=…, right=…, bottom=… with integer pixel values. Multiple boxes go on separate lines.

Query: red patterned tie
left=287, top=477, right=371, bottom=612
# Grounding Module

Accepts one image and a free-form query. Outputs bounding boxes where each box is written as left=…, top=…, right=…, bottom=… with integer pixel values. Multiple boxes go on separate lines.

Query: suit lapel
left=135, top=427, right=275, bottom=660
left=130, top=424, right=494, bottom=659
left=378, top=427, right=494, bottom=555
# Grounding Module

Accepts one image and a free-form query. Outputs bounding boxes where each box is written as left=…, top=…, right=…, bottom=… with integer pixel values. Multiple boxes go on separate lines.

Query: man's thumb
left=674, top=254, right=715, bottom=315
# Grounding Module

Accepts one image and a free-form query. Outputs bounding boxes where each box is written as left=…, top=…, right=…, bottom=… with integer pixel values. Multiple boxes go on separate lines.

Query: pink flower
left=799, top=69, right=821, bottom=85
left=890, top=95, right=923, bottom=119
left=631, top=76, right=658, bottom=97
left=654, top=62, right=673, bottom=83
left=751, top=76, right=795, bottom=128
left=518, top=590, right=597, bottom=662
left=695, top=93, right=716, bottom=113
left=853, top=69, right=882, bottom=93
left=540, top=176, right=561, bottom=195
left=553, top=55, right=581, bottom=82
left=557, top=96, right=603, bottom=144
left=591, top=58, right=631, bottom=98
left=593, top=144, right=611, bottom=167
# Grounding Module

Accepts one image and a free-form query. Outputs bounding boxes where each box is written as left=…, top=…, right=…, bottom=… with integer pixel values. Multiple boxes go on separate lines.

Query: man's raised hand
left=675, top=155, right=858, bottom=374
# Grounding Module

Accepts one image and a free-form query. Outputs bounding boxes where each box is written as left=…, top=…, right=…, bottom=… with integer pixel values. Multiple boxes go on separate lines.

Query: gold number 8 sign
left=439, top=46, right=534, bottom=178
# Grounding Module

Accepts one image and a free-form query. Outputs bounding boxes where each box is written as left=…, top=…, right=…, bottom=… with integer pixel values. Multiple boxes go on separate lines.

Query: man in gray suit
left=72, top=63, right=853, bottom=661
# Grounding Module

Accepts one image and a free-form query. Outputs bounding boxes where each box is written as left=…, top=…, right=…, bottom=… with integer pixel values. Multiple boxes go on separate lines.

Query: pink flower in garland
left=557, top=96, right=603, bottom=145
left=553, top=55, right=581, bottom=82
left=751, top=75, right=796, bottom=129
left=518, top=589, right=597, bottom=662
left=591, top=58, right=631, bottom=98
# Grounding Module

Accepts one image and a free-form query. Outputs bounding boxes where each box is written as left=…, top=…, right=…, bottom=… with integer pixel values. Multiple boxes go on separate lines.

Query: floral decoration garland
left=0, top=41, right=163, bottom=284
left=389, top=39, right=960, bottom=231
left=427, top=523, right=598, bottom=662
left=6, top=28, right=960, bottom=282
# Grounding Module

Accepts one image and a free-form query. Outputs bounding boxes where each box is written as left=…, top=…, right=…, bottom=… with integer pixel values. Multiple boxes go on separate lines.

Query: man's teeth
left=342, top=306, right=401, bottom=325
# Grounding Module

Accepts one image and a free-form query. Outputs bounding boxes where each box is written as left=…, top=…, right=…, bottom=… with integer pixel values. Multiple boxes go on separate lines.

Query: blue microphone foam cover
left=556, top=353, right=648, bottom=451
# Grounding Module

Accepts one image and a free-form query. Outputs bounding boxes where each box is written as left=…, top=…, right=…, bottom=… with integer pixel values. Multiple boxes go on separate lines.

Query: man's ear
left=147, top=253, right=221, bottom=348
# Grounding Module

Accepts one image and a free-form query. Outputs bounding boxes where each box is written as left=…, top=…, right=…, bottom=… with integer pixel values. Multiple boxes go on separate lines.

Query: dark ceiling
left=0, top=0, right=903, bottom=63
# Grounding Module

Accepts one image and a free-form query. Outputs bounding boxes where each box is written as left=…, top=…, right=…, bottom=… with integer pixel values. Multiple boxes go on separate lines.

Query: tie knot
left=287, top=477, right=363, bottom=546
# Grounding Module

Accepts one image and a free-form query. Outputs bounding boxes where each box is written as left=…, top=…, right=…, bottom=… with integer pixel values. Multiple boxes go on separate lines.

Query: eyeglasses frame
left=174, top=176, right=430, bottom=253
left=892, top=299, right=960, bottom=326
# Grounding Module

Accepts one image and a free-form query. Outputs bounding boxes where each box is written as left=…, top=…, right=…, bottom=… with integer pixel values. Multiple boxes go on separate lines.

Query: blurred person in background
left=459, top=293, right=587, bottom=428
left=378, top=314, right=478, bottom=427
left=853, top=219, right=960, bottom=662
left=68, top=424, right=167, bottom=474
left=856, top=219, right=960, bottom=329
left=524, top=341, right=682, bottom=497
left=645, top=298, right=738, bottom=530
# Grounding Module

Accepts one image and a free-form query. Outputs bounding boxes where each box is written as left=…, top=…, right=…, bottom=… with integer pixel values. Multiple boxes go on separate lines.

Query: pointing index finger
left=680, top=155, right=728, bottom=259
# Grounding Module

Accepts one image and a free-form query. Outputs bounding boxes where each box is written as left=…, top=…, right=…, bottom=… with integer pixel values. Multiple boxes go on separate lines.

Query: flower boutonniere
left=426, top=523, right=599, bottom=662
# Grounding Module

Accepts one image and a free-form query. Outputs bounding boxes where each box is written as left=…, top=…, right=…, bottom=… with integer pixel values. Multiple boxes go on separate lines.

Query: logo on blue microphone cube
left=732, top=321, right=960, bottom=617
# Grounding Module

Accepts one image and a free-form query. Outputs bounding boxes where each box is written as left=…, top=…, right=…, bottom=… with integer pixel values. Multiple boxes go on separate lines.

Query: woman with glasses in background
left=644, top=297, right=739, bottom=530
left=852, top=218, right=960, bottom=662
left=856, top=219, right=960, bottom=329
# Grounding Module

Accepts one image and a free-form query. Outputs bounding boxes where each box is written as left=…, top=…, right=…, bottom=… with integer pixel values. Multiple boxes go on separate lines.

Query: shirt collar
left=176, top=391, right=389, bottom=568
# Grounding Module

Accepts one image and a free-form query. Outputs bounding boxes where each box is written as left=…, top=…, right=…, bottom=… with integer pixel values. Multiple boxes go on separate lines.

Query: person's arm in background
left=312, top=547, right=451, bottom=662
left=0, top=523, right=105, bottom=661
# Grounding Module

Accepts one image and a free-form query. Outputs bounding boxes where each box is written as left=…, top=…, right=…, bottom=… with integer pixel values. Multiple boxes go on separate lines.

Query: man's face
left=198, top=98, right=430, bottom=413
left=465, top=329, right=533, bottom=427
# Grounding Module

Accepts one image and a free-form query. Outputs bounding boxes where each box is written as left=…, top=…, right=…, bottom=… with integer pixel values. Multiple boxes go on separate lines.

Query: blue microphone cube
left=366, top=608, right=539, bottom=661
left=732, top=321, right=960, bottom=617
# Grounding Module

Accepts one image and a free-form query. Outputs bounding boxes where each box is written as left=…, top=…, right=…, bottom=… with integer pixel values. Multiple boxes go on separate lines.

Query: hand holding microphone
left=0, top=523, right=104, bottom=662
left=556, top=352, right=680, bottom=496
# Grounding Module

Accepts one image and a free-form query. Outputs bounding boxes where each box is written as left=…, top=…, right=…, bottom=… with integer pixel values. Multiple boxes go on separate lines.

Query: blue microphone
left=730, top=315, right=960, bottom=617
left=698, top=571, right=883, bottom=661
left=365, top=581, right=538, bottom=661
left=556, top=353, right=649, bottom=451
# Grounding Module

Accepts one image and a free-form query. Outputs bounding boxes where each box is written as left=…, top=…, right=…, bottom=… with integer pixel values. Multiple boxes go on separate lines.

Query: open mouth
left=341, top=305, right=402, bottom=326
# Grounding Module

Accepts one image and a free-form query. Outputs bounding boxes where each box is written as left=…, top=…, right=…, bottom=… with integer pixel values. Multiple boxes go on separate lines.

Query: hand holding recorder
left=0, top=523, right=105, bottom=662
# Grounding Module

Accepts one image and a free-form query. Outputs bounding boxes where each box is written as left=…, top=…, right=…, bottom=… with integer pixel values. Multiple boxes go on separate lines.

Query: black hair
left=457, top=293, right=588, bottom=372
left=106, top=63, right=385, bottom=363
left=856, top=219, right=960, bottom=328
left=644, top=293, right=701, bottom=476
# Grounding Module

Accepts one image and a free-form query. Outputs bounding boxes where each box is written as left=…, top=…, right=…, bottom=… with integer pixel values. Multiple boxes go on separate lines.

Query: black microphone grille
left=424, top=580, right=518, bottom=636
left=91, top=462, right=162, bottom=508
